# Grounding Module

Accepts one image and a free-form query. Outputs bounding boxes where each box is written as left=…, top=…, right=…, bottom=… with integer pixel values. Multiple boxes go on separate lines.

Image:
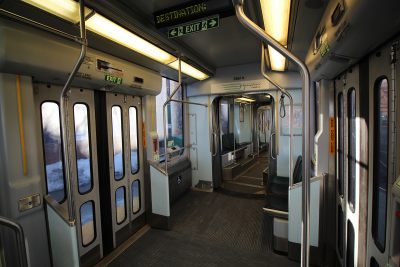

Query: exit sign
left=168, top=15, right=219, bottom=38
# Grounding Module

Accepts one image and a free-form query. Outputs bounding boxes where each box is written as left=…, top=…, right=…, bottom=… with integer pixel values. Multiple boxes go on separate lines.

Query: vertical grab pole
left=163, top=58, right=182, bottom=174
left=233, top=1, right=311, bottom=266
left=60, top=0, right=87, bottom=222
left=261, top=44, right=294, bottom=187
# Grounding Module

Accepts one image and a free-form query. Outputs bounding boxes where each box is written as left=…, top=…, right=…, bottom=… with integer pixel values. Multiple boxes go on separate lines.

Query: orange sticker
left=329, top=117, right=335, bottom=155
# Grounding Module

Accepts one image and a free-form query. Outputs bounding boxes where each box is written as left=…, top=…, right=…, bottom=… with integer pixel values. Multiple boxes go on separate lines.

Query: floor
left=108, top=191, right=298, bottom=267
left=221, top=154, right=269, bottom=196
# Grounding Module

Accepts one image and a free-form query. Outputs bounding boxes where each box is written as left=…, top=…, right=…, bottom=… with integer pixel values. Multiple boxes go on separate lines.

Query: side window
left=40, top=102, right=66, bottom=203
left=372, top=78, right=389, bottom=252
left=80, top=201, right=96, bottom=246
left=115, top=187, right=126, bottom=224
left=131, top=180, right=141, bottom=214
left=347, top=88, right=356, bottom=212
left=156, top=78, right=183, bottom=159
left=112, top=106, right=124, bottom=180
left=338, top=93, right=344, bottom=196
left=347, top=221, right=355, bottom=267
left=73, top=104, right=93, bottom=194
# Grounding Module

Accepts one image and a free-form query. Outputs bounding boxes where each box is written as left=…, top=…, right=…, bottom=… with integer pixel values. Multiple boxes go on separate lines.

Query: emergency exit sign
left=168, top=15, right=219, bottom=38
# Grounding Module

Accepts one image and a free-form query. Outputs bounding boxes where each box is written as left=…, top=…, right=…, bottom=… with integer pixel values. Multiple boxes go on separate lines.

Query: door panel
left=35, top=84, right=103, bottom=260
left=366, top=41, right=396, bottom=266
left=106, top=93, right=144, bottom=247
left=335, top=64, right=368, bottom=266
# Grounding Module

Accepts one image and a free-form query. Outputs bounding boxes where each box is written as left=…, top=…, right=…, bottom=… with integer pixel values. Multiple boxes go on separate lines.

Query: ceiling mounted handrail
left=232, top=1, right=311, bottom=266
left=162, top=58, right=208, bottom=175
left=261, top=44, right=294, bottom=187
left=0, top=8, right=86, bottom=45
left=60, top=0, right=87, bottom=222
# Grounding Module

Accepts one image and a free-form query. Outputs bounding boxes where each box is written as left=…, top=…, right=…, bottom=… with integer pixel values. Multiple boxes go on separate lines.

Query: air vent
left=328, top=53, right=351, bottom=63
left=331, top=2, right=345, bottom=26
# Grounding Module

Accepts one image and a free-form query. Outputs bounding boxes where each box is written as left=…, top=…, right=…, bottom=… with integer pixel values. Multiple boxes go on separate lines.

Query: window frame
left=72, top=102, right=94, bottom=195
left=129, top=106, right=140, bottom=175
left=347, top=88, right=356, bottom=213
left=39, top=101, right=67, bottom=204
left=111, top=105, right=125, bottom=181
left=79, top=200, right=97, bottom=247
left=131, top=179, right=141, bottom=214
left=371, top=77, right=389, bottom=253
left=337, top=93, right=344, bottom=197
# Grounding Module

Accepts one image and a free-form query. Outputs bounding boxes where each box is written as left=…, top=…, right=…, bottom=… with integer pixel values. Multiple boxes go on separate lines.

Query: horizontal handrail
left=262, top=207, right=288, bottom=219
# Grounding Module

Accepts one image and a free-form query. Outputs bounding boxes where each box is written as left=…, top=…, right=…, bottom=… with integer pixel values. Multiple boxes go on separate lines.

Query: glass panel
left=131, top=180, right=140, bottom=214
left=112, top=106, right=124, bottom=180
left=129, top=107, right=139, bottom=174
left=347, top=88, right=356, bottom=212
left=370, top=257, right=380, bottom=267
left=220, top=99, right=229, bottom=135
left=346, top=221, right=355, bottom=267
left=372, top=78, right=389, bottom=252
left=40, top=102, right=65, bottom=203
left=156, top=78, right=183, bottom=159
left=338, top=93, right=344, bottom=196
left=338, top=206, right=343, bottom=257
left=74, top=104, right=92, bottom=194
left=115, top=187, right=126, bottom=224
left=80, top=201, right=95, bottom=246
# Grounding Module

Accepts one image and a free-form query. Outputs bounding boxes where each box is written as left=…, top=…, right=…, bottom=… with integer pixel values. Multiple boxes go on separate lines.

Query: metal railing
left=162, top=58, right=208, bottom=175
left=261, top=44, right=294, bottom=187
left=232, top=1, right=311, bottom=266
left=59, top=0, right=87, bottom=222
left=0, top=217, right=28, bottom=267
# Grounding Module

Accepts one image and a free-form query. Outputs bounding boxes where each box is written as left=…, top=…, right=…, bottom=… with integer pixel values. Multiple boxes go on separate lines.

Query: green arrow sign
left=168, top=15, right=219, bottom=38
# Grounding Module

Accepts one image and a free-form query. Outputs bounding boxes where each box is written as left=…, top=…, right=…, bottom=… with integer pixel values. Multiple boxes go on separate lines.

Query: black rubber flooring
left=221, top=155, right=268, bottom=196
left=109, top=191, right=298, bottom=267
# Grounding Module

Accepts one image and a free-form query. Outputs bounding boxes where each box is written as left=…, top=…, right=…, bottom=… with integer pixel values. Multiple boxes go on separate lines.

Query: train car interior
left=1, top=0, right=400, bottom=266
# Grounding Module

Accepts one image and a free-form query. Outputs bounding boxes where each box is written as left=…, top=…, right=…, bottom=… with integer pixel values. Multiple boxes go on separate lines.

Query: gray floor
left=109, top=191, right=298, bottom=267
left=222, top=155, right=268, bottom=195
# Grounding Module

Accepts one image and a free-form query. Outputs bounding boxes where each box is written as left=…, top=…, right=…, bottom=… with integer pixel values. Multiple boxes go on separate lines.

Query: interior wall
left=277, top=89, right=302, bottom=177
left=0, top=73, right=50, bottom=267
left=188, top=95, right=213, bottom=186
left=187, top=62, right=301, bottom=97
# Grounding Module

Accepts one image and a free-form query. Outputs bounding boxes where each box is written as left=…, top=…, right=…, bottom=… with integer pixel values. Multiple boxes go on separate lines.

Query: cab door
left=335, top=65, right=369, bottom=267
left=106, top=93, right=145, bottom=248
left=366, top=41, right=397, bottom=266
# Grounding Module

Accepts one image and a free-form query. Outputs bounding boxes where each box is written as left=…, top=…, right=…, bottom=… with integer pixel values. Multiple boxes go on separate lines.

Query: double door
left=35, top=85, right=145, bottom=263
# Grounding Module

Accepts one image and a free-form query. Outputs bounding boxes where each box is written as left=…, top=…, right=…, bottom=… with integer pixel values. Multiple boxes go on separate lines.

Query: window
left=73, top=104, right=93, bottom=194
left=347, top=221, right=355, bottom=267
left=112, top=106, right=124, bottom=180
left=156, top=78, right=183, bottom=158
left=372, top=78, right=389, bottom=252
left=80, top=201, right=96, bottom=246
left=347, top=88, right=356, bottom=212
left=131, top=180, right=140, bottom=214
left=129, top=107, right=139, bottom=174
left=40, top=102, right=66, bottom=203
left=115, top=187, right=126, bottom=224
left=338, top=206, right=344, bottom=257
left=338, top=93, right=344, bottom=196
left=370, top=257, right=380, bottom=267
left=220, top=99, right=229, bottom=135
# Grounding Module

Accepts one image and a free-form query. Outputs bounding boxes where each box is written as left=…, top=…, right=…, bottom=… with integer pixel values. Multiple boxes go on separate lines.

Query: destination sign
left=168, top=15, right=219, bottom=38
left=105, top=74, right=123, bottom=85
left=154, top=0, right=233, bottom=28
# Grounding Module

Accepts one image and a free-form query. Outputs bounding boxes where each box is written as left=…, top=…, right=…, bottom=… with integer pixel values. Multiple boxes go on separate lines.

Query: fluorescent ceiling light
left=22, top=0, right=91, bottom=23
left=86, top=14, right=176, bottom=65
left=168, top=60, right=209, bottom=81
left=236, top=97, right=256, bottom=103
left=260, top=0, right=291, bottom=71
left=268, top=47, right=286, bottom=71
left=22, top=0, right=209, bottom=80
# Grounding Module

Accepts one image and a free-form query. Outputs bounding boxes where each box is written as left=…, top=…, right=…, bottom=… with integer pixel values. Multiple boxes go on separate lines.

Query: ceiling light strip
left=22, top=0, right=209, bottom=80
